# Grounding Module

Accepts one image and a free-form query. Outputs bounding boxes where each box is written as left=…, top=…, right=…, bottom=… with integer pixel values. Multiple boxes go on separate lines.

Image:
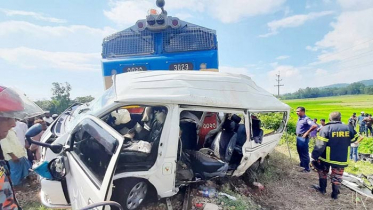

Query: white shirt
left=13, top=121, right=28, bottom=147
left=43, top=116, right=54, bottom=125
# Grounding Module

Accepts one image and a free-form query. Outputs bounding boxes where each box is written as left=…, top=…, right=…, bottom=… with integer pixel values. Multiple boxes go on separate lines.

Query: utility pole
left=274, top=72, right=284, bottom=96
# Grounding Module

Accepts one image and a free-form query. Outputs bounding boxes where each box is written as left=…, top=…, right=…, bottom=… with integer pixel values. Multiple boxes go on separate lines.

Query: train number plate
left=124, top=66, right=147, bottom=72
left=169, top=62, right=194, bottom=71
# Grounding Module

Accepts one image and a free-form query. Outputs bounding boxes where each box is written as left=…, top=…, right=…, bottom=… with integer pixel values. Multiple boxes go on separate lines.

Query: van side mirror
left=25, top=123, right=42, bottom=137
left=48, top=156, right=68, bottom=180
left=25, top=124, right=63, bottom=154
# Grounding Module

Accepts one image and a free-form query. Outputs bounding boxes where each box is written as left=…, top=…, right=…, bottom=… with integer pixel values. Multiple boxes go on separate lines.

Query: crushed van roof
left=114, top=71, right=290, bottom=111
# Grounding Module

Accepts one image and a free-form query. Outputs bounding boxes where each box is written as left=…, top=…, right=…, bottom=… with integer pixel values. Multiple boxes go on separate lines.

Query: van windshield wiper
left=78, top=108, right=90, bottom=114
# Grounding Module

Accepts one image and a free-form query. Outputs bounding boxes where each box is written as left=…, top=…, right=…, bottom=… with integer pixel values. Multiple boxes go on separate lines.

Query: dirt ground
left=14, top=172, right=45, bottom=209
left=15, top=146, right=373, bottom=210
left=253, top=146, right=373, bottom=210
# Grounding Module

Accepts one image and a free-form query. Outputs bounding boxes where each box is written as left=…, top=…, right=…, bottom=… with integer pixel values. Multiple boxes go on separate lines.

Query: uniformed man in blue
left=311, top=112, right=362, bottom=199
left=296, top=107, right=317, bottom=172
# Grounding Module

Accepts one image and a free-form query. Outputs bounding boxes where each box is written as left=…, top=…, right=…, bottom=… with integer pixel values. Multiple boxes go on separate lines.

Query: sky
left=1, top=0, right=373, bottom=100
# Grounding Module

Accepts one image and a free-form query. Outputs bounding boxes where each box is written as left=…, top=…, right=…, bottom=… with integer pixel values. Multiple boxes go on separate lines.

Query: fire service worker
left=311, top=112, right=363, bottom=199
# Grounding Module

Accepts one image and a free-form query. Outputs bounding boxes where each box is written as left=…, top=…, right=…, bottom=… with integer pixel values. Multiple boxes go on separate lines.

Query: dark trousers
left=27, top=149, right=34, bottom=164
left=317, top=163, right=344, bottom=186
left=359, top=125, right=365, bottom=134
left=296, top=137, right=310, bottom=171
left=317, top=161, right=344, bottom=199
left=365, top=126, right=372, bottom=137
left=317, top=161, right=344, bottom=197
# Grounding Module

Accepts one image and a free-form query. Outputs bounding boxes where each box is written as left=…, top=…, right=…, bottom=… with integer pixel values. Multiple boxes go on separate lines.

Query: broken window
left=250, top=112, right=287, bottom=141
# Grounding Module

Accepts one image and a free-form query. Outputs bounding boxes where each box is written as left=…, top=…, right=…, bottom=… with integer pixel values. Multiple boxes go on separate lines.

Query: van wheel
left=112, top=178, right=149, bottom=210
left=243, top=160, right=260, bottom=183
left=259, top=156, right=270, bottom=172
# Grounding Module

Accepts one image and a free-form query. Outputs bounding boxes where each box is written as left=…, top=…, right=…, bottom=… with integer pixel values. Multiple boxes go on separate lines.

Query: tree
left=280, top=82, right=373, bottom=100
left=35, top=100, right=53, bottom=111
left=74, top=95, right=95, bottom=104
left=346, top=82, right=365, bottom=95
left=50, top=82, right=72, bottom=114
left=364, top=86, right=373, bottom=95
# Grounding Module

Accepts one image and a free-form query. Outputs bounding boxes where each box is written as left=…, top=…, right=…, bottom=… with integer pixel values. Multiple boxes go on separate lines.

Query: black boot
left=312, top=179, right=327, bottom=195
left=331, top=184, right=340, bottom=199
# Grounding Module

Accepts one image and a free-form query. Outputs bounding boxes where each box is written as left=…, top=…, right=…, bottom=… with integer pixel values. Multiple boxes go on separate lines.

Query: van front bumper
left=40, top=191, right=71, bottom=209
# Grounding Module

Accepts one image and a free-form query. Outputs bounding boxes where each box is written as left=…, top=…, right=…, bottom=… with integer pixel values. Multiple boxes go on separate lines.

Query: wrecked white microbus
left=33, top=71, right=290, bottom=210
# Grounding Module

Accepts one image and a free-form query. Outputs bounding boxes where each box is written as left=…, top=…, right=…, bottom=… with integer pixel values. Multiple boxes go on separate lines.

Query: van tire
left=111, top=178, right=150, bottom=210
left=243, top=160, right=260, bottom=183
left=259, top=155, right=270, bottom=172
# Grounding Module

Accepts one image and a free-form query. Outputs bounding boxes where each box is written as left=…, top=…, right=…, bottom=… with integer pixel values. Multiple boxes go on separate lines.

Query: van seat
left=186, top=150, right=228, bottom=179
left=198, top=113, right=218, bottom=148
left=180, top=121, right=198, bottom=150
left=210, top=119, right=237, bottom=162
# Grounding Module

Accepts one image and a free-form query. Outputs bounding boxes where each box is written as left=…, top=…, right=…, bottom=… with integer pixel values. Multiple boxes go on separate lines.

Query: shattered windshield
left=88, top=85, right=116, bottom=115
left=64, top=86, right=116, bottom=132
left=65, top=104, right=90, bottom=132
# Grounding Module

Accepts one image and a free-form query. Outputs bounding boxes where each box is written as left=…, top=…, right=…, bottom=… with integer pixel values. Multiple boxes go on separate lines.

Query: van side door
left=65, top=115, right=124, bottom=209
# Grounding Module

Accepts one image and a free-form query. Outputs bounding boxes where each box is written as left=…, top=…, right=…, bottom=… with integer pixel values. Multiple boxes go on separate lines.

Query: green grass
left=217, top=190, right=259, bottom=210
left=22, top=202, right=51, bottom=210
left=359, top=138, right=373, bottom=154
left=281, top=95, right=373, bottom=175
left=283, top=94, right=373, bottom=125
left=278, top=137, right=373, bottom=175
left=345, top=160, right=373, bottom=174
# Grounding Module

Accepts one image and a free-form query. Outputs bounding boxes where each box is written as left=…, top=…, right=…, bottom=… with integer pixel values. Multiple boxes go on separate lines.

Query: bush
left=286, top=121, right=296, bottom=134
left=258, top=112, right=285, bottom=131
left=359, top=138, right=373, bottom=154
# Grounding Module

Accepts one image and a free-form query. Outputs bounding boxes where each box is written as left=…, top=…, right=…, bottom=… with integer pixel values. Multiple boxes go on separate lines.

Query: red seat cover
left=198, top=112, right=218, bottom=148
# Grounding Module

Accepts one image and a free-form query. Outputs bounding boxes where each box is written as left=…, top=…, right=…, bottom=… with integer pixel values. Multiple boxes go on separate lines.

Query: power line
left=338, top=59, right=373, bottom=71
left=321, top=61, right=373, bottom=78
left=315, top=48, right=373, bottom=68
left=314, top=38, right=373, bottom=62
left=274, top=72, right=284, bottom=96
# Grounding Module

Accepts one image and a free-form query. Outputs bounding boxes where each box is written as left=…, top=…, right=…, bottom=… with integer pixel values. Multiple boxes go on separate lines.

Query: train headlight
left=156, top=14, right=165, bottom=25
left=147, top=15, right=156, bottom=26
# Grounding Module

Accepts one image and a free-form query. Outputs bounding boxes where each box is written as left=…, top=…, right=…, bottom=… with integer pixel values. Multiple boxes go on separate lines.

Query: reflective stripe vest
left=0, top=160, right=19, bottom=209
left=314, top=121, right=358, bottom=167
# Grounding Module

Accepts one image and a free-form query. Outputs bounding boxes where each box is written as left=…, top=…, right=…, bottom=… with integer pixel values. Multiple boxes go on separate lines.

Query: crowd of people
left=350, top=111, right=373, bottom=137
left=0, top=86, right=46, bottom=208
left=0, top=85, right=62, bottom=209
left=0, top=112, right=56, bottom=187
left=295, top=107, right=367, bottom=200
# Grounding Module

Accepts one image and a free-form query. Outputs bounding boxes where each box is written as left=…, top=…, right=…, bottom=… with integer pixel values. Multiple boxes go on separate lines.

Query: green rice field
left=283, top=95, right=373, bottom=124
